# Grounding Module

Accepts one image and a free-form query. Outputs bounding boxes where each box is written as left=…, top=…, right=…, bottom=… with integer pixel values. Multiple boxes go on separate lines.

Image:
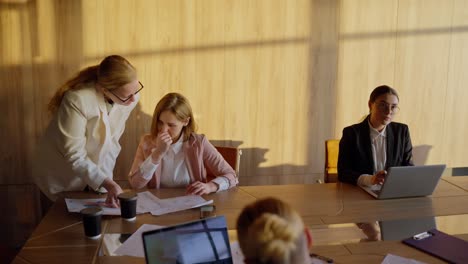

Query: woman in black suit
left=338, top=85, right=414, bottom=186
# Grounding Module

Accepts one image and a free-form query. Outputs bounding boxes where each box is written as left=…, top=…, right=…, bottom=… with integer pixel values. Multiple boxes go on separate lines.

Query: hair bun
left=249, top=213, right=299, bottom=263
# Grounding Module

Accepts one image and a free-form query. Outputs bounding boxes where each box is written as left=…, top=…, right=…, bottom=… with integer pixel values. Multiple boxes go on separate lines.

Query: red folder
left=403, top=229, right=468, bottom=264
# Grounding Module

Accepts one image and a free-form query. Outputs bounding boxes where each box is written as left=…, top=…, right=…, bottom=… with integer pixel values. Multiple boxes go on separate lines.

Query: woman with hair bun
left=236, top=197, right=312, bottom=264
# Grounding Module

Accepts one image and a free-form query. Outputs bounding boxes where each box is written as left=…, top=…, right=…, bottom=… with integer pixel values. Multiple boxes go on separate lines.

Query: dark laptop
left=142, top=216, right=233, bottom=264
left=359, top=164, right=446, bottom=199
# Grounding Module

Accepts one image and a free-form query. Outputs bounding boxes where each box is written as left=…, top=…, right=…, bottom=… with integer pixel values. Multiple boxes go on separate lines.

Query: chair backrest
left=206, top=146, right=242, bottom=182
left=324, top=139, right=340, bottom=183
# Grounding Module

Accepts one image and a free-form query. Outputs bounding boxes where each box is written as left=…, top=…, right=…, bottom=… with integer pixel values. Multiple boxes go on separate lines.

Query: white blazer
left=33, top=85, right=138, bottom=201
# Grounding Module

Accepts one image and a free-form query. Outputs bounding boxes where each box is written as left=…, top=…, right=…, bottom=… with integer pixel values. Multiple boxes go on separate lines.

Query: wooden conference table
left=12, top=177, right=468, bottom=264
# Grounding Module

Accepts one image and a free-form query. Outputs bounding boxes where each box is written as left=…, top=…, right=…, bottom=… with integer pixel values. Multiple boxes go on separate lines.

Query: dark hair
left=369, top=85, right=399, bottom=103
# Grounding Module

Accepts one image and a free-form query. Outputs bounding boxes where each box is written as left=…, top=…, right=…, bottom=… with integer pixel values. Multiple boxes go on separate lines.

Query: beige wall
left=336, top=0, right=468, bottom=167
left=1, top=0, right=467, bottom=188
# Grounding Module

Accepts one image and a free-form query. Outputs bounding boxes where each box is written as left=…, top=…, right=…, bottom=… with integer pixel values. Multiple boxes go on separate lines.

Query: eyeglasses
left=107, top=81, right=144, bottom=103
left=376, top=101, right=400, bottom=114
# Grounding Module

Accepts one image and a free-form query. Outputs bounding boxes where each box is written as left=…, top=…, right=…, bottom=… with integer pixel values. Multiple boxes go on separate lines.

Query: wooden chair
left=324, top=139, right=340, bottom=183
left=206, top=146, right=242, bottom=182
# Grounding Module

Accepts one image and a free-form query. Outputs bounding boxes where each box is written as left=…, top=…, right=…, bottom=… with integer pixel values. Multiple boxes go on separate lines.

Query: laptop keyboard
left=371, top=185, right=382, bottom=195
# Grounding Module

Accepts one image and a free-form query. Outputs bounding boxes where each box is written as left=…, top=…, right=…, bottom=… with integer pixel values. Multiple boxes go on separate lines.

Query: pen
left=310, top=253, right=334, bottom=263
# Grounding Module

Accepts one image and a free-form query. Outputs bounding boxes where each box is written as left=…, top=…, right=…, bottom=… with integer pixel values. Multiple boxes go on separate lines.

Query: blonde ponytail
left=47, top=55, right=136, bottom=114
left=47, top=66, right=98, bottom=114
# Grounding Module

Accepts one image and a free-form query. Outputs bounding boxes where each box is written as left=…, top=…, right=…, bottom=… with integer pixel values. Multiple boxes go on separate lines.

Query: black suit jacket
left=338, top=116, right=414, bottom=185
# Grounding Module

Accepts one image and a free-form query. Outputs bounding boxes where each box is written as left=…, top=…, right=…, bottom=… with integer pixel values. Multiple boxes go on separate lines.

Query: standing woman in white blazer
left=33, top=55, right=141, bottom=208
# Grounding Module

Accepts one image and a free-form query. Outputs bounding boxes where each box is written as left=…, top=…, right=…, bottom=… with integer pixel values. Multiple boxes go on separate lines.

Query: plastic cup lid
left=118, top=192, right=137, bottom=201
left=80, top=206, right=103, bottom=216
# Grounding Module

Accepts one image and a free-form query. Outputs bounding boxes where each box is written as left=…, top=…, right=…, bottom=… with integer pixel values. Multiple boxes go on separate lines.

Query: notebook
left=359, top=164, right=446, bottom=199
left=142, top=216, right=233, bottom=264
left=403, top=229, right=468, bottom=263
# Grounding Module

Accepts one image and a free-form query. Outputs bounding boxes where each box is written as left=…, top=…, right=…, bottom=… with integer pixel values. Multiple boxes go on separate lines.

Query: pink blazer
left=129, top=133, right=238, bottom=189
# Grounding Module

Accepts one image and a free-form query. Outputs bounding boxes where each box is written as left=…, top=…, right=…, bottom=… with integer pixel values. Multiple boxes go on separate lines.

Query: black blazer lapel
left=360, top=117, right=374, bottom=173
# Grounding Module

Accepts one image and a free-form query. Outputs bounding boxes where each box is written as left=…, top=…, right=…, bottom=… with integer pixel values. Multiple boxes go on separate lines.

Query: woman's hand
left=151, top=132, right=173, bottom=163
left=371, top=170, right=387, bottom=185
left=186, top=181, right=218, bottom=195
left=101, top=178, right=123, bottom=208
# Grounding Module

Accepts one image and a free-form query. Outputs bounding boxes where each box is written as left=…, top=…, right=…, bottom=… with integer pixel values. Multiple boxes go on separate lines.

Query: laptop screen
left=142, top=216, right=233, bottom=264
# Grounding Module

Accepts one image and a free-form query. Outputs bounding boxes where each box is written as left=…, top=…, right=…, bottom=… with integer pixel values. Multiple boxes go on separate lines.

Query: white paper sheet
left=113, top=224, right=164, bottom=257
left=149, top=195, right=213, bottom=216
left=65, top=191, right=212, bottom=216
left=229, top=242, right=244, bottom=264
left=136, top=191, right=161, bottom=214
left=65, top=198, right=121, bottom=215
left=381, top=253, right=427, bottom=264
left=65, top=193, right=154, bottom=215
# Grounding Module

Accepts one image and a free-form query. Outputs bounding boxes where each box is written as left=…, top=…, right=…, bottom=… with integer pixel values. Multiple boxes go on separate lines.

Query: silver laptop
left=142, top=216, right=233, bottom=264
left=359, top=164, right=446, bottom=199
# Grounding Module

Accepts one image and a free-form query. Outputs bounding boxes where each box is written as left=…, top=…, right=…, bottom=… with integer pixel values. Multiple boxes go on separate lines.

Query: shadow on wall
left=117, top=108, right=320, bottom=188
left=114, top=102, right=153, bottom=185
left=210, top=140, right=318, bottom=186
left=412, top=145, right=432, bottom=166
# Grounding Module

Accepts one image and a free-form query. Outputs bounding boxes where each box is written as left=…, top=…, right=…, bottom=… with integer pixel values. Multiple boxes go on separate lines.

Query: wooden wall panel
left=307, top=0, right=339, bottom=180
left=1, top=1, right=34, bottom=185
left=0, top=0, right=319, bottom=187
left=1, top=0, right=468, bottom=189
left=335, top=0, right=468, bottom=168
left=442, top=0, right=468, bottom=166
left=79, top=0, right=315, bottom=184
left=393, top=0, right=454, bottom=164
left=335, top=0, right=399, bottom=132
left=0, top=185, right=41, bottom=262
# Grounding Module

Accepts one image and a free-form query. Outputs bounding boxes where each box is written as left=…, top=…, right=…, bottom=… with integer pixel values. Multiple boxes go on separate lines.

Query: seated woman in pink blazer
left=128, top=93, right=238, bottom=195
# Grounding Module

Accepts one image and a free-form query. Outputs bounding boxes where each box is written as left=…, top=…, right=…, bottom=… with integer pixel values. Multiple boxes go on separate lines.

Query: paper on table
left=230, top=241, right=244, bottom=264
left=113, top=224, right=164, bottom=257
left=149, top=195, right=213, bottom=216
left=65, top=194, right=152, bottom=215
left=136, top=191, right=161, bottom=214
left=65, top=191, right=212, bottom=216
left=65, top=198, right=121, bottom=215
left=381, top=254, right=427, bottom=264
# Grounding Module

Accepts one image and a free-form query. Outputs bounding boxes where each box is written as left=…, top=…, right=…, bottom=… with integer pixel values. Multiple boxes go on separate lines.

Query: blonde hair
left=48, top=55, right=136, bottom=114
left=150, top=93, right=197, bottom=141
left=236, top=198, right=308, bottom=264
